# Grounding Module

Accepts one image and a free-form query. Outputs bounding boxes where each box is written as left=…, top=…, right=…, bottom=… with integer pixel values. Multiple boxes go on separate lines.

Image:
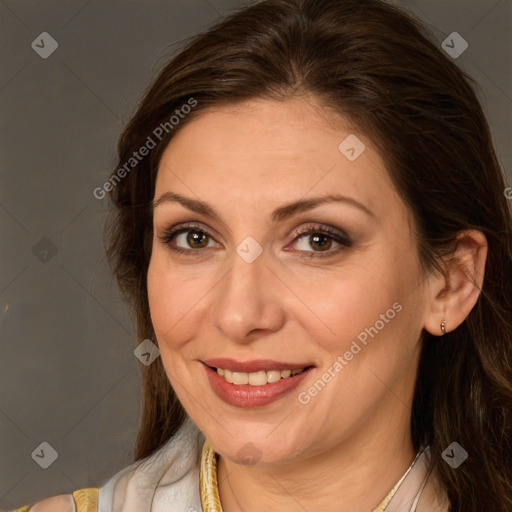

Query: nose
left=211, top=245, right=286, bottom=345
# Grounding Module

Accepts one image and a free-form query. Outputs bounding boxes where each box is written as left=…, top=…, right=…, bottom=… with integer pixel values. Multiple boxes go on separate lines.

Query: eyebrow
left=151, top=191, right=375, bottom=223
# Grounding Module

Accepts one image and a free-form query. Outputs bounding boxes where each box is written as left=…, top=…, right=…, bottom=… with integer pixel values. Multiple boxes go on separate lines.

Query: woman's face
left=148, top=97, right=432, bottom=465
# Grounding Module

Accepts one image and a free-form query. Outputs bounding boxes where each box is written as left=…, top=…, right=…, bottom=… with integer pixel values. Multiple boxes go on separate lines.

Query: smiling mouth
left=208, top=366, right=314, bottom=386
left=203, top=361, right=315, bottom=408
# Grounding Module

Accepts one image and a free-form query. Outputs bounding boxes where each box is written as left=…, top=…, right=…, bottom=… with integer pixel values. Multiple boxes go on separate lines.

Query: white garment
left=98, top=416, right=205, bottom=512
left=97, top=416, right=447, bottom=512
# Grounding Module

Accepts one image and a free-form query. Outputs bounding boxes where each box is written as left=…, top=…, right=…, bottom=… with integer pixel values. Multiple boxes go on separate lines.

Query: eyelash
left=157, top=222, right=352, bottom=259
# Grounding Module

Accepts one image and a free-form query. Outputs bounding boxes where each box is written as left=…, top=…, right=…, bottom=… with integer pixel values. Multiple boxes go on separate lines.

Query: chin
left=197, top=417, right=313, bottom=466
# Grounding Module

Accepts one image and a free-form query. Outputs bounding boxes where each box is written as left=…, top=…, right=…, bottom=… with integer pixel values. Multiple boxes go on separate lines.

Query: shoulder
left=27, top=493, right=76, bottom=512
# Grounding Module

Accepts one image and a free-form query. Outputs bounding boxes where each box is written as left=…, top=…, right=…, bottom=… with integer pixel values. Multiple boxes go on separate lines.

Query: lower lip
left=204, top=364, right=314, bottom=408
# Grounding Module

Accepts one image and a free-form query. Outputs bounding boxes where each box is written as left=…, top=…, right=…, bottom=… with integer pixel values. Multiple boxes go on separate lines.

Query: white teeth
left=216, top=367, right=306, bottom=385
left=248, top=371, right=267, bottom=386
left=267, top=370, right=281, bottom=383
left=232, top=372, right=249, bottom=385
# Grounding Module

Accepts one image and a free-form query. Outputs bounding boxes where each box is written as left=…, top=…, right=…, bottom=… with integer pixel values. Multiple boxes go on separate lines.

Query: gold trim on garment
left=72, top=487, right=99, bottom=512
left=200, top=439, right=223, bottom=511
left=199, top=439, right=422, bottom=512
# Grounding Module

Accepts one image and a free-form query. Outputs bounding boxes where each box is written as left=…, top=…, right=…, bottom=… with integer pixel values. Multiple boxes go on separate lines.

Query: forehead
left=160, top=97, right=356, bottom=161
left=155, top=97, right=410, bottom=231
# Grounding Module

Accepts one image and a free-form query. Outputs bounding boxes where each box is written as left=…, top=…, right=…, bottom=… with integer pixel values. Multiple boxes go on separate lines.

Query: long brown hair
left=104, top=0, right=512, bottom=509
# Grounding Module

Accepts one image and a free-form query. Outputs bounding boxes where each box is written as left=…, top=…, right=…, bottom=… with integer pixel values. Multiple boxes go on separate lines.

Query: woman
left=11, top=0, right=512, bottom=510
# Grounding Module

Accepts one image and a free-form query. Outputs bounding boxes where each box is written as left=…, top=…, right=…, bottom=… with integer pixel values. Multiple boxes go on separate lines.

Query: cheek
left=147, top=253, right=213, bottom=354
left=311, top=261, right=423, bottom=397
left=296, top=258, right=409, bottom=356
left=147, top=255, right=184, bottom=346
left=147, top=261, right=194, bottom=392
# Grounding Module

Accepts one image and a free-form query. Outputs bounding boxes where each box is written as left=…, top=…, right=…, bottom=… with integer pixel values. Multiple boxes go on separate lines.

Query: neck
left=216, top=416, right=416, bottom=512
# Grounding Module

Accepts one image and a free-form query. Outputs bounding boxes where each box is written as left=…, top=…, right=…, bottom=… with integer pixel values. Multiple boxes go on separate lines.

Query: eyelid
left=156, top=222, right=221, bottom=250
left=157, top=221, right=220, bottom=242
left=293, top=224, right=351, bottom=243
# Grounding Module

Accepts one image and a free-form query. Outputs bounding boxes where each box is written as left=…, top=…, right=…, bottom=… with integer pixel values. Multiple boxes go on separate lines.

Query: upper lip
left=203, top=358, right=315, bottom=373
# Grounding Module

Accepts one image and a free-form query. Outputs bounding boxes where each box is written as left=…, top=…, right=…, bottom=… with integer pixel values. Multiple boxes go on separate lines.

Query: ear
left=423, top=229, right=488, bottom=336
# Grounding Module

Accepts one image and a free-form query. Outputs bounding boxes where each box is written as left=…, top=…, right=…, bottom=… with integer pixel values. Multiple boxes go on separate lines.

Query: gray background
left=0, top=0, right=510, bottom=510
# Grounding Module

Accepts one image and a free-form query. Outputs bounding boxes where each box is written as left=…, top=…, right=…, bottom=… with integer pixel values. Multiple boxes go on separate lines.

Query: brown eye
left=298, top=232, right=334, bottom=251
left=183, top=230, right=210, bottom=249
left=290, top=225, right=352, bottom=258
left=157, top=223, right=218, bottom=255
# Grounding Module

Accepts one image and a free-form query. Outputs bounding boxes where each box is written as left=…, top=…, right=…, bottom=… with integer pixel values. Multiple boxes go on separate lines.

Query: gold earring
left=441, top=319, right=446, bottom=335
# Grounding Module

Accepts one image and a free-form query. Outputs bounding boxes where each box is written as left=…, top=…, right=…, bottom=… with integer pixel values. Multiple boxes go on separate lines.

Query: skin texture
left=147, top=96, right=487, bottom=512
